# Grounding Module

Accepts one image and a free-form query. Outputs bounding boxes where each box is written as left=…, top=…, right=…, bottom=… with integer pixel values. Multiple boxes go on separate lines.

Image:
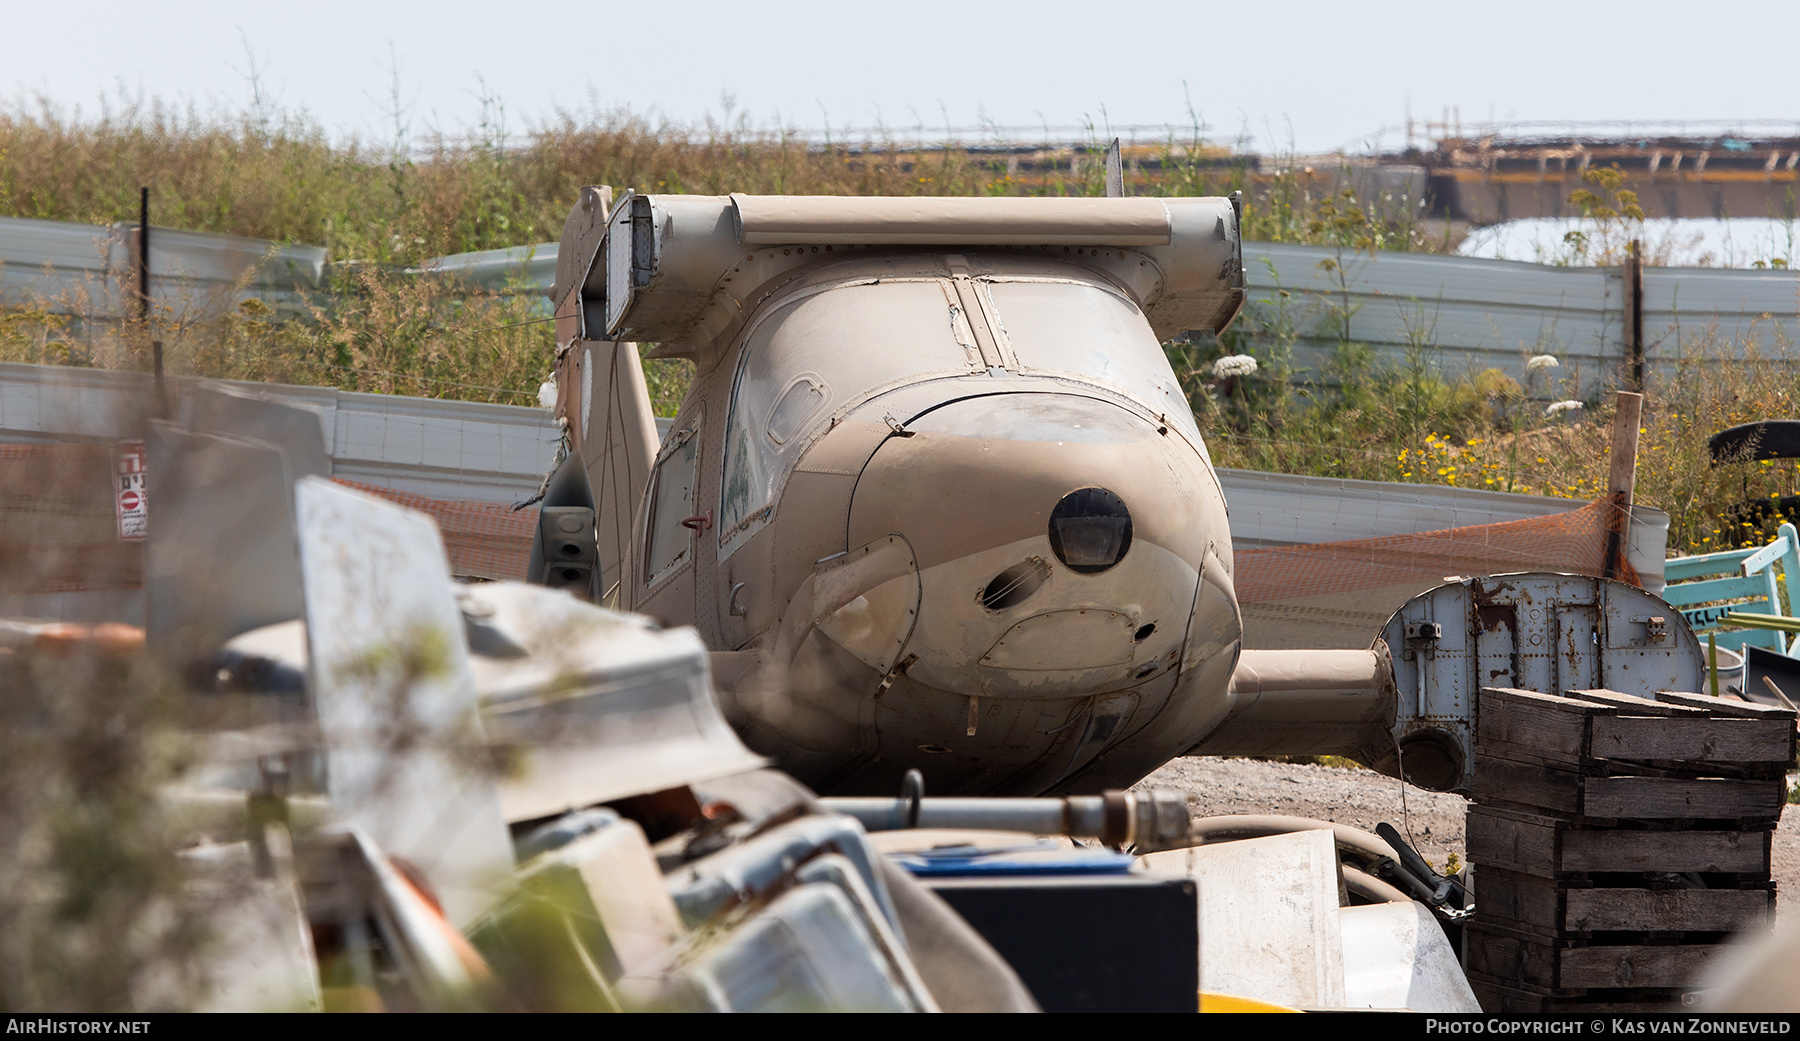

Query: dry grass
left=0, top=93, right=1434, bottom=262
left=1179, top=333, right=1800, bottom=553
left=0, top=93, right=1429, bottom=416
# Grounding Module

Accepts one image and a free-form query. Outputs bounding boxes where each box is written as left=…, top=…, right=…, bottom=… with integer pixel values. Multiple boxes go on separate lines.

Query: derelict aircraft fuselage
left=543, top=190, right=1394, bottom=796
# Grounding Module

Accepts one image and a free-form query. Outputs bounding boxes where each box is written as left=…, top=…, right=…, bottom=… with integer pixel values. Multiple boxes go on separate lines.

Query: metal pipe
left=1189, top=647, right=1398, bottom=760
left=820, top=789, right=1191, bottom=851
left=138, top=186, right=150, bottom=324
left=139, top=186, right=166, bottom=417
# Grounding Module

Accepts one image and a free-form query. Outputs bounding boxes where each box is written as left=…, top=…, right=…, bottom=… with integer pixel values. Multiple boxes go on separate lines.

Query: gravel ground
left=1135, top=757, right=1800, bottom=925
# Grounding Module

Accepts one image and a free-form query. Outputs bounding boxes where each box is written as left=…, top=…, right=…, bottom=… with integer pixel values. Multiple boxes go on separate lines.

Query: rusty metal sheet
left=1380, top=573, right=1706, bottom=791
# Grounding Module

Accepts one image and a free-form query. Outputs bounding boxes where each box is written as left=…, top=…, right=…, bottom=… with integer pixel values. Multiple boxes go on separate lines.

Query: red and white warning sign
left=114, top=440, right=147, bottom=541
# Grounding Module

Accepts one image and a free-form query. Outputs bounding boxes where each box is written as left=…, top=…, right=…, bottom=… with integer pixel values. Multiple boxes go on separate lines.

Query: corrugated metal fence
left=6, top=214, right=1798, bottom=396
left=0, top=216, right=544, bottom=325
left=1238, top=242, right=1800, bottom=396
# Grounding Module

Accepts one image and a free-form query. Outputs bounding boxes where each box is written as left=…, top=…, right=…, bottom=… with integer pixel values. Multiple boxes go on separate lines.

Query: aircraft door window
left=983, top=280, right=1202, bottom=440
left=644, top=427, right=699, bottom=584
left=765, top=373, right=828, bottom=445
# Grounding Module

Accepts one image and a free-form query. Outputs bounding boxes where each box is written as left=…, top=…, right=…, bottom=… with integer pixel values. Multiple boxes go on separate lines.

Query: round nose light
left=1048, top=487, right=1132, bottom=574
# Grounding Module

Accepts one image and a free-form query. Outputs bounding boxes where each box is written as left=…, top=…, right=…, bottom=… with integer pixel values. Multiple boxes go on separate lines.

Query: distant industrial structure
left=1407, top=130, right=1800, bottom=223
left=799, top=121, right=1800, bottom=224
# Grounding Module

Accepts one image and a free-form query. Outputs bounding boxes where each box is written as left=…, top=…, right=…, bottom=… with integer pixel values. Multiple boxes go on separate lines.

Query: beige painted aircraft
left=532, top=187, right=1412, bottom=797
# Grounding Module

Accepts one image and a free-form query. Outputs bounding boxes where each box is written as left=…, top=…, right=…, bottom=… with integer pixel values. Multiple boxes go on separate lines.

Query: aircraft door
left=636, top=413, right=704, bottom=629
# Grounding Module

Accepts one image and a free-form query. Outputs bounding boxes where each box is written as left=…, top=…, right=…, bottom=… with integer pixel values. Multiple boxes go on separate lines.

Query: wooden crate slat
left=1560, top=944, right=1723, bottom=990
left=1467, top=806, right=1561, bottom=876
left=1473, top=871, right=1562, bottom=934
left=1473, top=753, right=1784, bottom=820
left=1475, top=743, right=1789, bottom=782
left=1465, top=925, right=1725, bottom=989
left=1467, top=805, right=1770, bottom=875
left=1583, top=775, right=1784, bottom=820
left=1566, top=888, right=1772, bottom=933
left=1461, top=965, right=1684, bottom=1008
left=1563, top=828, right=1769, bottom=875
left=1474, top=870, right=1782, bottom=938
left=1655, top=690, right=1798, bottom=722
left=1472, top=753, right=1579, bottom=815
left=1591, top=714, right=1793, bottom=764
left=1478, top=688, right=1596, bottom=760
left=1478, top=686, right=1792, bottom=777
left=1463, top=925, right=1553, bottom=984
left=1481, top=686, right=1620, bottom=716
left=1564, top=689, right=1710, bottom=717
left=1465, top=972, right=1683, bottom=1014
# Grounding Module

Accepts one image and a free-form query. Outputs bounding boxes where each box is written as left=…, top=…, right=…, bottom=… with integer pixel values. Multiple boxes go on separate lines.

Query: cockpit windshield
left=981, top=279, right=1198, bottom=439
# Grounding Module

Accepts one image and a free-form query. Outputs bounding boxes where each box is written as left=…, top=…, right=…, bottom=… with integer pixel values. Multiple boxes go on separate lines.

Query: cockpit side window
left=719, top=280, right=972, bottom=554
left=982, top=279, right=1200, bottom=439
left=644, top=425, right=700, bottom=585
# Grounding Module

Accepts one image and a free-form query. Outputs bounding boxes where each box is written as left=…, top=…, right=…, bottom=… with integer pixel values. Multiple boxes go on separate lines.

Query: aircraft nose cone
left=846, top=392, right=1217, bottom=700
left=848, top=393, right=1207, bottom=574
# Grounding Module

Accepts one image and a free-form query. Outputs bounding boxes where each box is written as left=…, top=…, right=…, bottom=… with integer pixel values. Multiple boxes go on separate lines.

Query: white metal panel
left=1237, top=242, right=1800, bottom=396
left=295, top=477, right=513, bottom=929
left=1139, top=829, right=1347, bottom=1008
left=327, top=388, right=559, bottom=503
left=1338, top=902, right=1480, bottom=1012
left=0, top=358, right=152, bottom=444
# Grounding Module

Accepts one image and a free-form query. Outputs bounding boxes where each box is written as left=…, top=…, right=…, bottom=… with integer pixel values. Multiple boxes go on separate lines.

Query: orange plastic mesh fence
left=0, top=443, right=138, bottom=592
left=0, top=441, right=537, bottom=591
left=2, top=435, right=1623, bottom=643
left=1234, top=497, right=1628, bottom=649
left=332, top=480, right=536, bottom=581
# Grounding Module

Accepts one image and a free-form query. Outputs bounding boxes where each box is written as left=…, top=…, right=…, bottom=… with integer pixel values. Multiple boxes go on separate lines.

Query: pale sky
left=9, top=1, right=1800, bottom=154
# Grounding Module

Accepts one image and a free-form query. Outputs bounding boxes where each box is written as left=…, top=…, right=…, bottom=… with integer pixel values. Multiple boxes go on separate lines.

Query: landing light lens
left=1048, top=488, right=1132, bottom=574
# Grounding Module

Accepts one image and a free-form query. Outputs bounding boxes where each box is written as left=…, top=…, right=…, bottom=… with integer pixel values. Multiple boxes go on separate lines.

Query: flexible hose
left=1189, top=814, right=1401, bottom=865
left=1187, top=814, right=1438, bottom=902
left=1341, top=864, right=1412, bottom=905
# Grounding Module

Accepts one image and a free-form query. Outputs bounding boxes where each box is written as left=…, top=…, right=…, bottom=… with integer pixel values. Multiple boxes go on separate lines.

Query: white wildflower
left=1212, top=354, right=1258, bottom=379
left=1545, top=400, right=1584, bottom=416
left=1526, top=354, right=1560, bottom=373
left=537, top=379, right=559, bottom=411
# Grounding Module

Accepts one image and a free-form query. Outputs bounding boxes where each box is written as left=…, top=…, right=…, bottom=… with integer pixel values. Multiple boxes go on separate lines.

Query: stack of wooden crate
left=1464, top=686, right=1796, bottom=1013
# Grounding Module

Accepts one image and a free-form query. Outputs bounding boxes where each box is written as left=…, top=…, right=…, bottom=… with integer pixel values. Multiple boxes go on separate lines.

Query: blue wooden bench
left=1662, top=522, right=1800, bottom=653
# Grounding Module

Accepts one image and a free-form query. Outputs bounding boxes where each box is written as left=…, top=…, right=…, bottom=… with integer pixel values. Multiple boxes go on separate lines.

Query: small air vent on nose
left=980, top=557, right=1051, bottom=611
